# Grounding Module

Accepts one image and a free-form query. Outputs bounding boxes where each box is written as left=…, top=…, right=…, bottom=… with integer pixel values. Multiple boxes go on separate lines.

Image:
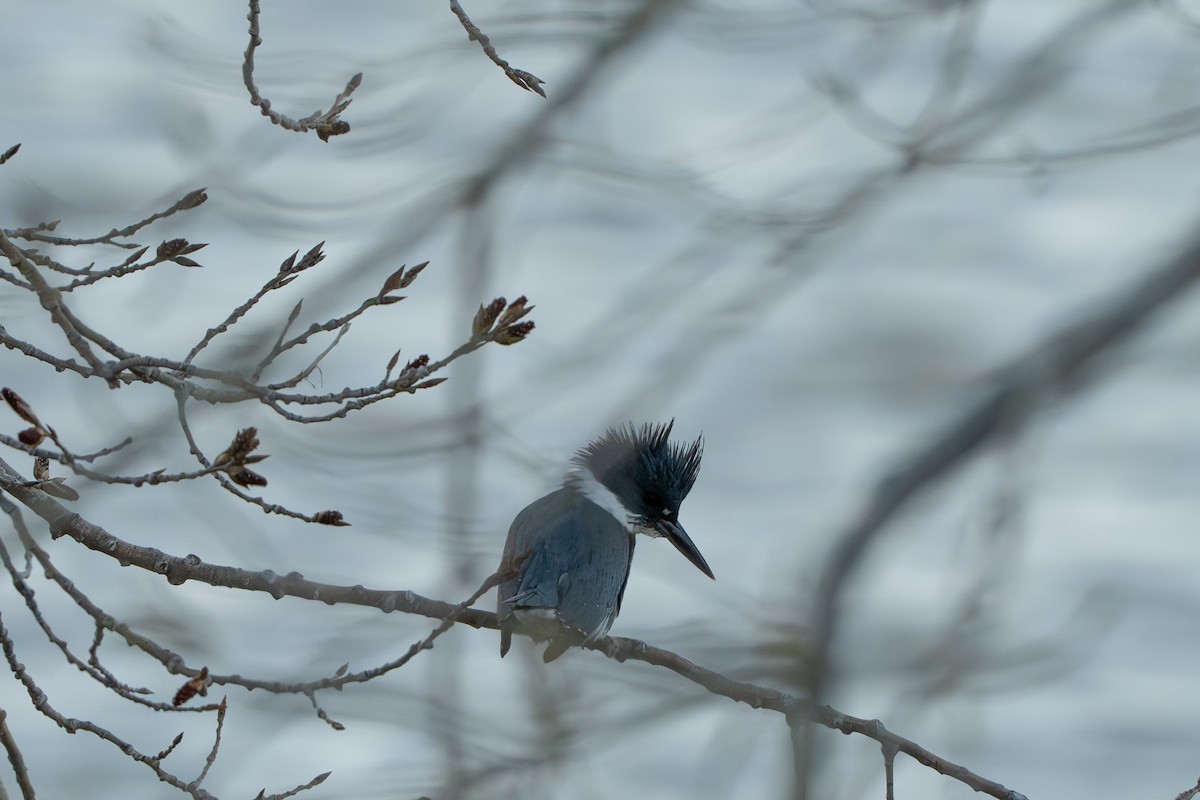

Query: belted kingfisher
left=497, top=421, right=713, bottom=662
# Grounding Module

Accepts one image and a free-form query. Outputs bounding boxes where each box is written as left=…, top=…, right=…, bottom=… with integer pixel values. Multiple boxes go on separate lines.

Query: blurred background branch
left=3, top=0, right=1200, bottom=798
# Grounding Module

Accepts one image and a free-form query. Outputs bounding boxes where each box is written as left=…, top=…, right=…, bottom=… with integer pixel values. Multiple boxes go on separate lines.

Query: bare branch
left=0, top=499, right=218, bottom=713
left=225, top=570, right=504, bottom=725
left=0, top=707, right=36, bottom=800
left=255, top=770, right=331, bottom=800
left=0, top=434, right=233, bottom=487
left=174, top=393, right=338, bottom=523
left=185, top=243, right=326, bottom=367
left=0, top=463, right=1025, bottom=800
left=5, top=189, right=206, bottom=249
left=448, top=0, right=546, bottom=97
left=0, top=324, right=93, bottom=378
left=8, top=511, right=199, bottom=685
left=0, top=609, right=219, bottom=799
left=191, top=698, right=226, bottom=789
left=0, top=232, right=112, bottom=379
left=243, top=0, right=359, bottom=140
left=1174, top=776, right=1200, bottom=800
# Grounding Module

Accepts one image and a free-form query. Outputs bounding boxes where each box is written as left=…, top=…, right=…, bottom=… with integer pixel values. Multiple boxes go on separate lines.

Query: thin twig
left=0, top=232, right=111, bottom=378
left=10, top=516, right=194, bottom=680
left=0, top=610, right=218, bottom=799
left=1173, top=776, right=1200, bottom=800
left=5, top=189, right=206, bottom=249
left=260, top=571, right=503, bottom=727
left=0, top=324, right=96, bottom=378
left=184, top=243, right=326, bottom=367
left=0, top=499, right=217, bottom=713
left=60, top=251, right=168, bottom=292
left=190, top=698, right=226, bottom=789
left=0, top=707, right=36, bottom=800
left=448, top=0, right=546, bottom=96
left=173, top=391, right=334, bottom=523
left=257, top=770, right=331, bottom=800
left=243, top=0, right=359, bottom=140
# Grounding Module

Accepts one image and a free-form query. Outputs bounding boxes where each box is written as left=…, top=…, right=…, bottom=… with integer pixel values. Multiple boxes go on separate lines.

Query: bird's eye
left=661, top=508, right=670, bottom=516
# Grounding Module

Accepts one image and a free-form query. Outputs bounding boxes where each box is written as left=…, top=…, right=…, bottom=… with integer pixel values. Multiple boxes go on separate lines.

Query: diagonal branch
left=0, top=707, right=36, bottom=800
left=4, top=188, right=206, bottom=250
left=0, top=455, right=1024, bottom=800
left=801, top=220, right=1200, bottom=789
left=0, top=231, right=111, bottom=378
left=448, top=0, right=545, bottom=96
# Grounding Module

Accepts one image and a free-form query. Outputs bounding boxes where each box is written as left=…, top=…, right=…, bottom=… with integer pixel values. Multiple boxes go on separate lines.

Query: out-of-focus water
left=2, top=1, right=1200, bottom=798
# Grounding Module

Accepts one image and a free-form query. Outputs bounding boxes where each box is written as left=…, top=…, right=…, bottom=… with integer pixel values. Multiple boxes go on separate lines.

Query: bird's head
left=571, top=420, right=714, bottom=579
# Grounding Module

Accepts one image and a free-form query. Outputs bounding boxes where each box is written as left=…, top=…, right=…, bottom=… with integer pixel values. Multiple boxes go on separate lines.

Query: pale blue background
left=2, top=1, right=1200, bottom=798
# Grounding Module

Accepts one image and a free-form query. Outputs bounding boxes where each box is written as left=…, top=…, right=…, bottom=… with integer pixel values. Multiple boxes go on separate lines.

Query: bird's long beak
left=655, top=519, right=715, bottom=579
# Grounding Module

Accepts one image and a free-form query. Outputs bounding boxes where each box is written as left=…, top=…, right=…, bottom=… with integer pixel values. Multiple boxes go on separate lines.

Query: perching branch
left=0, top=455, right=1025, bottom=800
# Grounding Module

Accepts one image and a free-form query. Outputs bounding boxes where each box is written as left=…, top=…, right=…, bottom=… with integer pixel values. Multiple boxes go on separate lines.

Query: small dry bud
left=316, top=120, right=351, bottom=142
left=313, top=510, right=349, bottom=526
left=404, top=354, right=429, bottom=372
left=385, top=349, right=402, bottom=374
left=156, top=238, right=208, bottom=267
left=229, top=466, right=267, bottom=488
left=3, top=387, right=41, bottom=427
left=379, top=265, right=407, bottom=297
left=173, top=667, right=210, bottom=707
left=120, top=246, right=149, bottom=267
left=156, top=239, right=187, bottom=259
left=33, top=457, right=49, bottom=482
left=497, top=295, right=533, bottom=326
left=179, top=188, right=208, bottom=209
left=399, top=261, right=429, bottom=289
left=508, top=69, right=547, bottom=97
left=472, top=298, right=506, bottom=337
left=295, top=242, right=326, bottom=272
left=18, top=427, right=44, bottom=447
left=493, top=321, right=535, bottom=345
left=215, top=427, right=260, bottom=467
left=150, top=732, right=185, bottom=762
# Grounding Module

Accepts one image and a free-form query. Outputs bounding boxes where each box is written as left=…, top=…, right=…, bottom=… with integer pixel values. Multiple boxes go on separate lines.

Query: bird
left=497, top=420, right=713, bottom=662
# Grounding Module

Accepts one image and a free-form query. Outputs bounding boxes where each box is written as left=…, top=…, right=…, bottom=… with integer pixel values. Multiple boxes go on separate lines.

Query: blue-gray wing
left=498, top=488, right=633, bottom=658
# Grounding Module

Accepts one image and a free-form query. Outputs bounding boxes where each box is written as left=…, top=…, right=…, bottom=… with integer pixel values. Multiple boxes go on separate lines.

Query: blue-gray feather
left=497, top=420, right=705, bottom=661
left=498, top=487, right=634, bottom=661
